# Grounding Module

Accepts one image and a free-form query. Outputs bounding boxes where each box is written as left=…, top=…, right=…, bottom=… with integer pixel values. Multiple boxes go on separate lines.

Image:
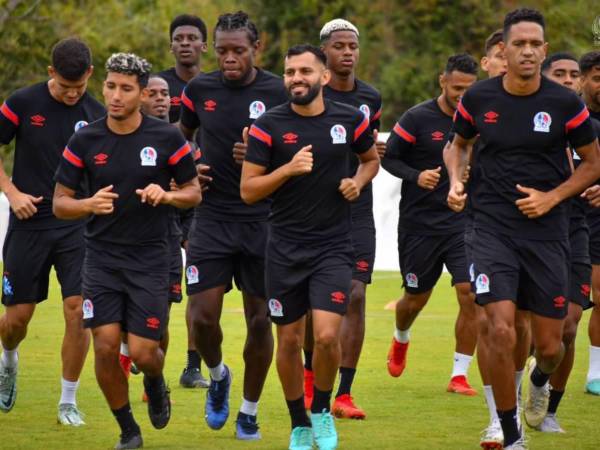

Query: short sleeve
left=386, top=110, right=417, bottom=159
left=452, top=91, right=478, bottom=140
left=564, top=94, right=596, bottom=150
left=55, top=134, right=86, bottom=191
left=351, top=112, right=374, bottom=154
left=179, top=84, right=200, bottom=130
left=370, top=95, right=383, bottom=132
left=0, top=95, right=22, bottom=145
left=245, top=118, right=273, bottom=168
left=167, top=131, right=197, bottom=185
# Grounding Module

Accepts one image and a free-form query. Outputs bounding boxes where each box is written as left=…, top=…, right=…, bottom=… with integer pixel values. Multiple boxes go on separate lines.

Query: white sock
left=451, top=352, right=473, bottom=378
left=120, top=343, right=129, bottom=357
left=394, top=328, right=410, bottom=344
left=240, top=398, right=258, bottom=416
left=1, top=346, right=18, bottom=369
left=59, top=378, right=79, bottom=406
left=209, top=362, right=226, bottom=381
left=483, top=385, right=498, bottom=422
left=588, top=345, right=600, bottom=382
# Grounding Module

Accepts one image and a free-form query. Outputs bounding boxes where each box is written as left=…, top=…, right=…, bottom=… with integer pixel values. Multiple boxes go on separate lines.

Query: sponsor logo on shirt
left=431, top=131, right=444, bottom=141
left=146, top=317, right=161, bottom=329
left=171, top=96, right=181, bottom=106
left=74, top=120, right=88, bottom=132
left=359, top=104, right=370, bottom=119
left=356, top=260, right=369, bottom=272
left=553, top=296, right=566, bottom=308
left=249, top=100, right=266, bottom=119
left=406, top=273, right=418, bottom=288
left=94, top=153, right=109, bottom=165
left=331, top=291, right=346, bottom=304
left=469, top=263, right=475, bottom=283
left=186, top=265, right=199, bottom=284
left=268, top=298, right=283, bottom=317
left=475, top=274, right=490, bottom=294
left=140, top=147, right=157, bottom=166
left=533, top=111, right=552, bottom=133
left=330, top=124, right=347, bottom=144
left=30, top=114, right=46, bottom=127
left=82, top=299, right=94, bottom=319
left=2, top=274, right=13, bottom=296
left=204, top=100, right=217, bottom=111
left=283, top=132, right=298, bottom=144
left=484, top=111, right=499, bottom=123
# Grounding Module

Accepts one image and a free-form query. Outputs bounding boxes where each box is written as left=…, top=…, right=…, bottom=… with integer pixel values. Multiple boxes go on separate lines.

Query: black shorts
left=398, top=231, right=470, bottom=294
left=588, top=214, right=600, bottom=265
left=265, top=235, right=353, bottom=325
left=82, top=263, right=169, bottom=341
left=351, top=215, right=376, bottom=284
left=471, top=228, right=569, bottom=319
left=569, top=227, right=593, bottom=310
left=2, top=225, right=84, bottom=305
left=464, top=225, right=475, bottom=285
left=185, top=218, right=267, bottom=297
left=168, top=236, right=183, bottom=303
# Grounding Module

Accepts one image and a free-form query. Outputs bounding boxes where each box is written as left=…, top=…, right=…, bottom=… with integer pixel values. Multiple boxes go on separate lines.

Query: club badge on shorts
left=74, top=120, right=88, bottom=132
left=533, top=111, right=551, bottom=133
left=405, top=273, right=418, bottom=288
left=83, top=299, right=94, bottom=319
left=475, top=273, right=490, bottom=294
left=330, top=124, right=347, bottom=144
left=268, top=298, right=283, bottom=317
left=186, top=265, right=199, bottom=284
left=140, top=147, right=157, bottom=166
left=249, top=100, right=266, bottom=119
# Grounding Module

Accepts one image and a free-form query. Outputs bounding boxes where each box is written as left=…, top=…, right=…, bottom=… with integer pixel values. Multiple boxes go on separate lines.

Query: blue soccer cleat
left=205, top=365, right=231, bottom=430
left=235, top=411, right=261, bottom=440
left=586, top=379, right=600, bottom=395
left=312, top=410, right=338, bottom=449
left=288, top=426, right=313, bottom=450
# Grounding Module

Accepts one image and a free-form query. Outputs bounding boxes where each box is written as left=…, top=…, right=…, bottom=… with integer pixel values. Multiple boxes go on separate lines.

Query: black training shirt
left=453, top=76, right=596, bottom=240
left=323, top=79, right=382, bottom=219
left=180, top=69, right=287, bottom=222
left=157, top=68, right=188, bottom=124
left=0, top=82, right=105, bottom=230
left=245, top=99, right=374, bottom=243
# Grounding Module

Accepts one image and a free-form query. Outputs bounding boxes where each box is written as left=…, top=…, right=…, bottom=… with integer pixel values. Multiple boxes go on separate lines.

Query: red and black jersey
left=246, top=99, right=374, bottom=243
left=55, top=115, right=197, bottom=270
left=156, top=67, right=188, bottom=124
left=180, top=69, right=287, bottom=222
left=384, top=98, right=463, bottom=235
left=453, top=76, right=597, bottom=240
left=0, top=81, right=105, bottom=230
left=323, top=79, right=382, bottom=219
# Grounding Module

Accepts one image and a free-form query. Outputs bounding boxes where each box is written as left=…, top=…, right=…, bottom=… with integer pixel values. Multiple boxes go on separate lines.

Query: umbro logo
left=204, top=100, right=217, bottom=111
left=283, top=132, right=298, bottom=144
left=553, top=296, right=566, bottom=308
left=171, top=97, right=181, bottom=106
left=356, top=260, right=369, bottom=272
left=431, top=131, right=444, bottom=141
left=146, top=317, right=160, bottom=329
left=331, top=291, right=346, bottom=304
left=30, top=114, right=45, bottom=127
left=94, top=153, right=108, bottom=165
left=484, top=111, right=499, bottom=123
left=581, top=284, right=591, bottom=297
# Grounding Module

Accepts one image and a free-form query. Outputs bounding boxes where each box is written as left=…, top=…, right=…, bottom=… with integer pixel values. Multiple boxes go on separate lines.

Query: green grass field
left=2, top=271, right=599, bottom=449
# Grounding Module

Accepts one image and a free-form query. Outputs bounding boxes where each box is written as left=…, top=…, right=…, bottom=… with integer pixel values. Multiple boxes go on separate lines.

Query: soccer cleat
left=312, top=410, right=338, bottom=450
left=304, top=368, right=314, bottom=410
left=205, top=365, right=231, bottom=430
left=535, top=413, right=565, bottom=433
left=114, top=432, right=143, bottom=449
left=119, top=354, right=132, bottom=379
left=332, top=394, right=366, bottom=419
left=57, top=403, right=86, bottom=426
left=288, top=426, right=313, bottom=450
left=235, top=411, right=261, bottom=440
left=179, top=367, right=210, bottom=388
left=503, top=434, right=528, bottom=450
left=479, top=419, right=503, bottom=449
left=585, top=379, right=600, bottom=395
left=0, top=360, right=17, bottom=413
left=387, top=338, right=409, bottom=377
left=447, top=375, right=477, bottom=396
left=524, top=380, right=549, bottom=428
left=143, top=375, right=171, bottom=429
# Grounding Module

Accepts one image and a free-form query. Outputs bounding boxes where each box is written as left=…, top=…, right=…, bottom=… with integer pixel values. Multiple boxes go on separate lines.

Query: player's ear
left=542, top=42, right=549, bottom=59
left=84, top=65, right=94, bottom=80
left=48, top=66, right=55, bottom=78
left=200, top=41, right=208, bottom=53
left=439, top=73, right=446, bottom=90
left=480, top=56, right=489, bottom=72
left=322, top=67, right=331, bottom=86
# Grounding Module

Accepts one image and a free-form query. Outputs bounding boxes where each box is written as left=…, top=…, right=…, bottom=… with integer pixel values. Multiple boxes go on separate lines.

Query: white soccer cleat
left=524, top=381, right=549, bottom=428
left=535, top=413, right=565, bottom=433
left=0, top=360, right=17, bottom=413
left=480, top=418, right=503, bottom=449
left=57, top=403, right=86, bottom=426
left=504, top=435, right=528, bottom=450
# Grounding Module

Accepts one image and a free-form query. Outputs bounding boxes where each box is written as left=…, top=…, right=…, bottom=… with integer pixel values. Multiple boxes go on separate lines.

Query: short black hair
left=169, top=14, right=207, bottom=43
left=445, top=53, right=478, bottom=75
left=580, top=51, right=600, bottom=75
left=484, top=29, right=503, bottom=55
left=286, top=44, right=327, bottom=66
left=503, top=8, right=545, bottom=40
left=51, top=38, right=92, bottom=81
left=214, top=11, right=259, bottom=44
left=105, top=53, right=152, bottom=87
left=148, top=74, right=169, bottom=85
left=541, top=52, right=578, bottom=74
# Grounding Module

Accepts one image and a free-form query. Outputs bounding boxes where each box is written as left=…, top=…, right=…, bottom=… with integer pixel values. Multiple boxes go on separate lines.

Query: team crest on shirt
left=406, top=273, right=418, bottom=288
left=249, top=100, right=266, bottom=119
left=469, top=264, right=475, bottom=283
left=82, top=299, right=94, bottom=319
left=533, top=112, right=552, bottom=133
left=330, top=124, right=347, bottom=144
left=186, top=265, right=199, bottom=284
left=475, top=274, right=490, bottom=294
left=268, top=298, right=283, bottom=317
left=74, top=120, right=88, bottom=132
left=359, top=104, right=371, bottom=119
left=140, top=147, right=157, bottom=166
left=2, top=275, right=13, bottom=296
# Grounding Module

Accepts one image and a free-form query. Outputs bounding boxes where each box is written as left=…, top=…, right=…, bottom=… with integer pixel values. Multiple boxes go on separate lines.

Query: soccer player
left=53, top=53, right=201, bottom=449
left=179, top=11, right=287, bottom=439
left=534, top=52, right=594, bottom=432
left=156, top=13, right=210, bottom=389
left=447, top=9, right=600, bottom=449
left=0, top=38, right=104, bottom=425
left=384, top=54, right=479, bottom=395
left=241, top=43, right=379, bottom=450
left=580, top=51, right=600, bottom=396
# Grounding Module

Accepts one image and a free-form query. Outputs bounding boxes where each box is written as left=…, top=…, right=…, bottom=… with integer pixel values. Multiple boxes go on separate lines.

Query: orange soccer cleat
left=304, top=368, right=314, bottom=410
left=119, top=354, right=132, bottom=379
left=332, top=394, right=366, bottom=420
left=387, top=339, right=409, bottom=377
left=447, top=375, right=477, bottom=396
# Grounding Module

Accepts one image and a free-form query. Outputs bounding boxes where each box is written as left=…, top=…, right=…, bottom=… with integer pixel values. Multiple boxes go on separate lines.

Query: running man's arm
left=53, top=183, right=118, bottom=219
left=445, top=133, right=477, bottom=212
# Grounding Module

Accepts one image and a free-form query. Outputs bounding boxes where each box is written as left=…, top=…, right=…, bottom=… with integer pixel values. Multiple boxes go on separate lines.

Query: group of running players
left=0, top=6, right=599, bottom=450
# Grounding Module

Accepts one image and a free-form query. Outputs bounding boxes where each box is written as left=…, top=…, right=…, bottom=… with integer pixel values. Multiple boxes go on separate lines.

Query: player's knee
left=130, top=346, right=158, bottom=370
left=535, top=339, right=563, bottom=362
left=489, top=321, right=516, bottom=348
left=277, top=331, right=302, bottom=353
left=191, top=309, right=218, bottom=332
left=247, top=313, right=272, bottom=337
left=63, top=300, right=83, bottom=324
left=314, top=329, right=339, bottom=352
left=94, top=339, right=119, bottom=363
